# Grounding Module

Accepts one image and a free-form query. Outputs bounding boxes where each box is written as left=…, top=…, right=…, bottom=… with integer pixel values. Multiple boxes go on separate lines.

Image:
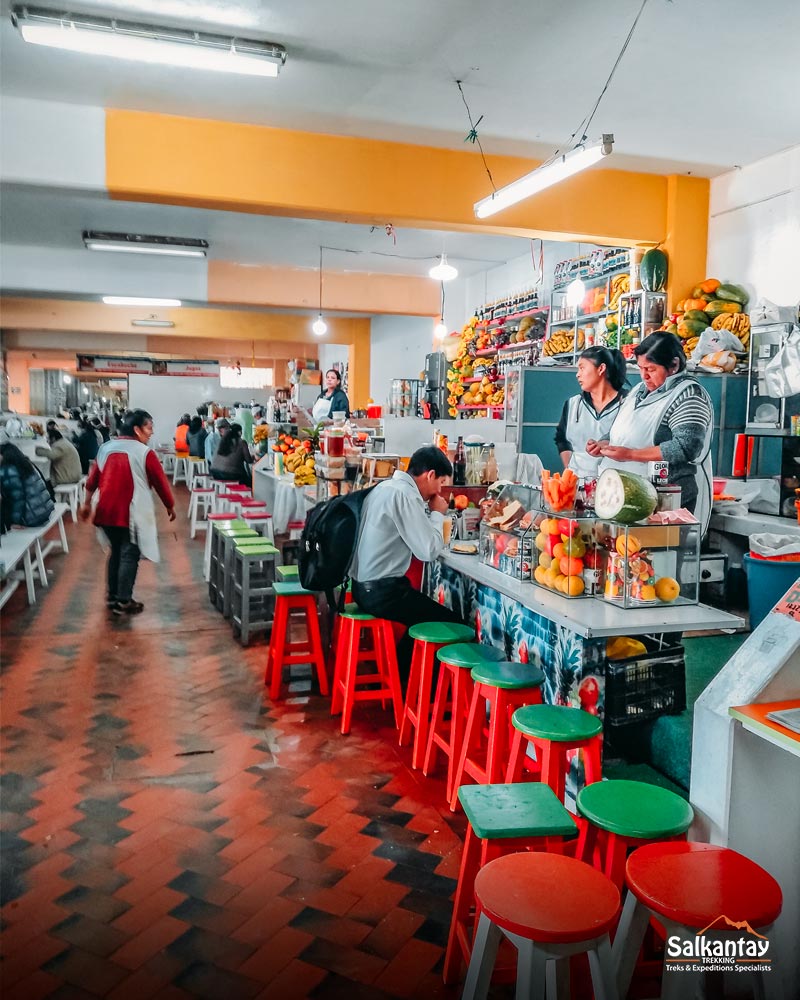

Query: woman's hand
left=585, top=439, right=606, bottom=457
left=78, top=502, right=92, bottom=522
left=597, top=444, right=633, bottom=462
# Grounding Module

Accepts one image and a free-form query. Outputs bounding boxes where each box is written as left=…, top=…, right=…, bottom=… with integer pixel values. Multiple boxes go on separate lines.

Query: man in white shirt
left=351, top=446, right=467, bottom=680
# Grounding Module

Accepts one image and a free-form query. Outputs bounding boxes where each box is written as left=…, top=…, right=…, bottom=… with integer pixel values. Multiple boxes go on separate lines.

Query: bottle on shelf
left=453, top=436, right=467, bottom=486
left=483, top=444, right=498, bottom=485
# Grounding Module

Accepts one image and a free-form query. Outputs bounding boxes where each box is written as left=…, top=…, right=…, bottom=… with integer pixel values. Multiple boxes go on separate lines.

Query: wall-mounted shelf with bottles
left=607, top=290, right=667, bottom=352
left=544, top=268, right=631, bottom=362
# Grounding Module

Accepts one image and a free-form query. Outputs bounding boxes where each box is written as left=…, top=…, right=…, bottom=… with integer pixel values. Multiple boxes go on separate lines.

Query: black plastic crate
left=604, top=637, right=686, bottom=727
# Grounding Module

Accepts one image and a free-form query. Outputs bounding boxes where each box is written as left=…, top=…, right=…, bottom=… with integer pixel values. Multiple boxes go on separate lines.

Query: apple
left=557, top=518, right=579, bottom=537
left=545, top=534, right=561, bottom=558
left=583, top=549, right=602, bottom=569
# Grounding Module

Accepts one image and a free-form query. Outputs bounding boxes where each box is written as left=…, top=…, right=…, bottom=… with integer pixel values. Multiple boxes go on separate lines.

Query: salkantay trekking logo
left=666, top=916, right=773, bottom=974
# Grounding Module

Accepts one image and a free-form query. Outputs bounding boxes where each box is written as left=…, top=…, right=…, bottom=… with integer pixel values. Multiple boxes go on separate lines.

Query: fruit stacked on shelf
left=447, top=315, right=506, bottom=417
left=544, top=328, right=585, bottom=357
left=660, top=278, right=750, bottom=359
left=532, top=516, right=591, bottom=597
left=608, top=273, right=631, bottom=312
left=272, top=433, right=316, bottom=485
left=460, top=376, right=505, bottom=409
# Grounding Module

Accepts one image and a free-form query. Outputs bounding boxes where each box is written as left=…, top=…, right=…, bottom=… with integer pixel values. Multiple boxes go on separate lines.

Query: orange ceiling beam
left=105, top=110, right=675, bottom=246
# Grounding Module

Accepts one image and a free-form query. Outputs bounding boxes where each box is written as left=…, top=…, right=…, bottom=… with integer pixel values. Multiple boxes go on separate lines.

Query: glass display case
left=745, top=323, right=800, bottom=435
left=389, top=378, right=424, bottom=417
left=592, top=519, right=701, bottom=609
left=479, top=483, right=540, bottom=581
left=529, top=508, right=599, bottom=599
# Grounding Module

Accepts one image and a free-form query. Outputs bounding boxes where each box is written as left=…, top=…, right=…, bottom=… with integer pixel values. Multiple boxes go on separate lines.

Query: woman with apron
left=590, top=332, right=714, bottom=533
left=80, top=409, right=176, bottom=614
left=555, top=346, right=628, bottom=479
left=312, top=369, right=350, bottom=424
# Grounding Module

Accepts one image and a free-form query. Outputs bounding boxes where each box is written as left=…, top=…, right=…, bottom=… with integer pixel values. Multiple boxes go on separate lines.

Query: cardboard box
left=299, top=369, right=322, bottom=385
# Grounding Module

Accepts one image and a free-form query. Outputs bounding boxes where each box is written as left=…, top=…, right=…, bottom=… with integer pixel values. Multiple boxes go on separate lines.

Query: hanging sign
left=774, top=580, right=800, bottom=622
left=151, top=360, right=220, bottom=376
left=77, top=355, right=150, bottom=374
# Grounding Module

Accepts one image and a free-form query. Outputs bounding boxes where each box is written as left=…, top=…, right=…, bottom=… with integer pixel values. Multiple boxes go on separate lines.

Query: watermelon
left=595, top=470, right=658, bottom=524
left=639, top=248, right=668, bottom=292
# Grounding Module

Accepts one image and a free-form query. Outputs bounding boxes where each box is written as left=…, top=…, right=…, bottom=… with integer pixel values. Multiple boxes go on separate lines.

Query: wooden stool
left=463, top=852, right=620, bottom=1000
left=331, top=606, right=403, bottom=735
left=189, top=487, right=215, bottom=538
left=231, top=540, right=278, bottom=645
left=216, top=492, right=251, bottom=516
left=450, top=660, right=545, bottom=812
left=399, top=621, right=476, bottom=770
left=506, top=704, right=603, bottom=805
left=576, top=779, right=694, bottom=889
left=265, top=581, right=328, bottom=699
left=53, top=482, right=80, bottom=522
left=203, top=514, right=243, bottom=581
left=219, top=528, right=260, bottom=617
left=444, top=782, right=578, bottom=985
left=186, top=457, right=207, bottom=488
left=613, top=842, right=783, bottom=1000
left=172, top=455, right=190, bottom=485
left=241, top=510, right=275, bottom=540
left=424, top=643, right=506, bottom=803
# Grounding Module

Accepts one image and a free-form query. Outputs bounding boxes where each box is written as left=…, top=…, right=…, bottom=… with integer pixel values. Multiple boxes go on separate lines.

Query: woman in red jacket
left=80, top=409, right=175, bottom=614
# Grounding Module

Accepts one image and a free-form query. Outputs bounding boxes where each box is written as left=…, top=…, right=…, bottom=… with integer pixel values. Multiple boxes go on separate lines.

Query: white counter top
left=440, top=550, right=744, bottom=639
left=710, top=509, right=800, bottom=538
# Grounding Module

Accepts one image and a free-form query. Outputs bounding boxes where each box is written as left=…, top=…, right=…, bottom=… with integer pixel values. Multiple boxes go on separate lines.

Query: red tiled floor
left=0, top=490, right=484, bottom=999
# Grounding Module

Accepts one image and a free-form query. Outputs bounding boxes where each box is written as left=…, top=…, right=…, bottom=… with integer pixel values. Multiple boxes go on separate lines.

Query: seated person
left=210, top=423, right=253, bottom=486
left=186, top=416, right=208, bottom=458
left=35, top=429, right=82, bottom=486
left=350, top=445, right=467, bottom=680
left=0, top=442, right=55, bottom=531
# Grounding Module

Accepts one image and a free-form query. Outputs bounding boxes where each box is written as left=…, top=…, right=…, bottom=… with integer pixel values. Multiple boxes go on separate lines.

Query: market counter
left=253, top=468, right=315, bottom=533
left=438, top=551, right=744, bottom=639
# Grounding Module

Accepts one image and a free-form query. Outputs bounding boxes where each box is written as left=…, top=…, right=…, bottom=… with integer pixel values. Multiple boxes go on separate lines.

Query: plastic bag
left=749, top=532, right=800, bottom=562
left=764, top=328, right=800, bottom=398
left=698, top=350, right=738, bottom=373
left=750, top=298, right=799, bottom=326
left=691, top=328, right=744, bottom=362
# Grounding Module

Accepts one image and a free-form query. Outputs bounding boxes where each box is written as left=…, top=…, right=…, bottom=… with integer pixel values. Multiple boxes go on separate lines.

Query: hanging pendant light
left=429, top=254, right=458, bottom=281
left=312, top=246, right=327, bottom=336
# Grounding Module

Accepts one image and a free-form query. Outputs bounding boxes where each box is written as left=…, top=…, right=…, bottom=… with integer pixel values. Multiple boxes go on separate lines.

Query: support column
left=663, top=175, right=710, bottom=312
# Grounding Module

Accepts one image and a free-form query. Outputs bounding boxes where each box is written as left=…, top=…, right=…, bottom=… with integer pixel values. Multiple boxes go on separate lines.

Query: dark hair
left=119, top=409, right=153, bottom=437
left=189, top=416, right=203, bottom=433
left=325, top=369, right=342, bottom=385
left=407, top=445, right=453, bottom=478
left=0, top=442, right=36, bottom=478
left=580, top=346, right=628, bottom=391
left=216, top=422, right=242, bottom=458
left=48, top=429, right=63, bottom=443
left=634, top=332, right=686, bottom=374
left=46, top=419, right=57, bottom=430
left=177, top=414, right=191, bottom=427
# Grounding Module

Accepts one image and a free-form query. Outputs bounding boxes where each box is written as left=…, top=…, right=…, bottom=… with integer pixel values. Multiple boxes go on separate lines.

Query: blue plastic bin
left=743, top=554, right=800, bottom=630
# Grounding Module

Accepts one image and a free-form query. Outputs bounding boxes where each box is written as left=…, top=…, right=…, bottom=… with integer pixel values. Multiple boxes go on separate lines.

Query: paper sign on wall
left=151, top=360, right=219, bottom=376
left=77, top=355, right=150, bottom=374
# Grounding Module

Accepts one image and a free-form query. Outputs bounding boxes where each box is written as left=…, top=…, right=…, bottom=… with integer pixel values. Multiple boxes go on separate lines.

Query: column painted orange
left=663, top=175, right=710, bottom=312
left=105, top=110, right=668, bottom=246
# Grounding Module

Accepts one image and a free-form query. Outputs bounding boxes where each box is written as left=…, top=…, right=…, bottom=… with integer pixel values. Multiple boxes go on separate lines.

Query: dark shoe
left=107, top=597, right=119, bottom=609
left=112, top=600, right=144, bottom=615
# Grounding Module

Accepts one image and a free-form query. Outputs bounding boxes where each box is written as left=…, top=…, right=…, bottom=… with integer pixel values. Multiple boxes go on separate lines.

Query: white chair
left=189, top=488, right=215, bottom=538
left=54, top=482, right=81, bottom=522
left=172, top=456, right=190, bottom=485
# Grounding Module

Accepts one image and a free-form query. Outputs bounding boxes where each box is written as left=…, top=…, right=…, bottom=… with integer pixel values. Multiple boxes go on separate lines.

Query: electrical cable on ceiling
left=320, top=245, right=506, bottom=266
left=456, top=80, right=496, bottom=194
left=530, top=238, right=544, bottom=287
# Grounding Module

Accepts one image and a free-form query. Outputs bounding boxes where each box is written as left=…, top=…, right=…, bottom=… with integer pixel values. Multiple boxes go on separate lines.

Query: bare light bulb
left=434, top=319, right=448, bottom=339
left=429, top=255, right=458, bottom=282
left=566, top=277, right=585, bottom=307
left=312, top=314, right=328, bottom=336
left=63, top=374, right=72, bottom=385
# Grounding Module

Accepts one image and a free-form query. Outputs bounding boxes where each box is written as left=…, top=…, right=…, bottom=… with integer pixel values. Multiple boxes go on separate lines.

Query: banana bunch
left=683, top=336, right=700, bottom=358
left=544, top=330, right=575, bottom=356
left=712, top=311, right=751, bottom=350
left=608, top=273, right=630, bottom=311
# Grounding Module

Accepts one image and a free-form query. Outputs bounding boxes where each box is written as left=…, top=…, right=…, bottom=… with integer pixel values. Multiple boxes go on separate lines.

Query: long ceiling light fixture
left=429, top=254, right=458, bottom=282
left=312, top=247, right=327, bottom=337
left=103, top=296, right=181, bottom=307
left=12, top=7, right=287, bottom=77
left=474, top=135, right=614, bottom=219
left=84, top=232, right=208, bottom=258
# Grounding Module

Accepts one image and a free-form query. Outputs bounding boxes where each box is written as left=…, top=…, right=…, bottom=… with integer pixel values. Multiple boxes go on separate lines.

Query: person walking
left=73, top=417, right=99, bottom=474
left=80, top=409, right=175, bottom=614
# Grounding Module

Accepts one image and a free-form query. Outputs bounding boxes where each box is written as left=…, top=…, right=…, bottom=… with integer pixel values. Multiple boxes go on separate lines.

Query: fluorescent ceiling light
left=474, top=135, right=614, bottom=219
left=104, top=296, right=181, bottom=307
left=12, top=6, right=286, bottom=78
left=429, top=255, right=458, bottom=282
left=131, top=319, right=175, bottom=328
left=84, top=231, right=208, bottom=258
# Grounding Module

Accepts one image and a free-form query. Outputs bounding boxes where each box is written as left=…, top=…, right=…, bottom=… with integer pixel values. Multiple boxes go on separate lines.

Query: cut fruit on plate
left=451, top=542, right=478, bottom=555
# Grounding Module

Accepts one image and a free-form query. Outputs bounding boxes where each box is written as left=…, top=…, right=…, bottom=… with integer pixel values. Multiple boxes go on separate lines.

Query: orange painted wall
left=6, top=350, right=77, bottom=414
left=105, top=110, right=669, bottom=245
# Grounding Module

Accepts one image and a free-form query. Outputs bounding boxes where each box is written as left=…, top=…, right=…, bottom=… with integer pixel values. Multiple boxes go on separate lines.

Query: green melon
left=595, top=470, right=658, bottom=524
left=639, top=248, right=668, bottom=292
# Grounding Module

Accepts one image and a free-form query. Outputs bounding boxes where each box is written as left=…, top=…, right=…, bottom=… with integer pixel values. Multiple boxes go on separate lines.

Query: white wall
left=369, top=315, right=434, bottom=407
left=128, top=374, right=270, bottom=446
left=317, top=343, right=349, bottom=375
left=706, top=145, right=800, bottom=307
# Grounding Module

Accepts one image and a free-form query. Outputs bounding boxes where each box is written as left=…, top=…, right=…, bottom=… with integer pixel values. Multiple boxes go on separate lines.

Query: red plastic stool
left=576, top=779, right=694, bottom=889
left=462, top=852, right=620, bottom=1000
left=505, top=704, right=603, bottom=804
left=613, top=842, right=783, bottom=1000
left=239, top=499, right=267, bottom=510
left=398, top=622, right=476, bottom=769
left=450, top=660, right=545, bottom=812
left=265, top=581, right=328, bottom=699
left=330, top=606, right=403, bottom=735
left=443, top=782, right=578, bottom=985
left=423, top=643, right=505, bottom=802
left=225, top=483, right=252, bottom=493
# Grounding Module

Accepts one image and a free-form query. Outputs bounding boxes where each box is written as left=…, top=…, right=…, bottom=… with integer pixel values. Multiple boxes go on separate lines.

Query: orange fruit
left=566, top=576, right=585, bottom=597
left=560, top=556, right=584, bottom=577
left=616, top=534, right=641, bottom=557
left=639, top=584, right=657, bottom=602
left=655, top=577, right=680, bottom=602
left=552, top=542, right=566, bottom=561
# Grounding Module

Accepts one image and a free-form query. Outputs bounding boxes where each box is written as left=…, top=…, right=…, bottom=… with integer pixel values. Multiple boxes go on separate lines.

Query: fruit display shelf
left=463, top=375, right=506, bottom=384
left=485, top=305, right=550, bottom=329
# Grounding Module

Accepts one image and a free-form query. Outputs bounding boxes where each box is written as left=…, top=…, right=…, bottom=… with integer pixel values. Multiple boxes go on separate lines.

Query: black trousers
left=103, top=526, right=141, bottom=602
left=352, top=576, right=467, bottom=682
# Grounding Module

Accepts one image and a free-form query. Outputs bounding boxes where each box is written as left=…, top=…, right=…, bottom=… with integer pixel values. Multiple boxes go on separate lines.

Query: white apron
left=599, top=375, right=713, bottom=533
left=312, top=395, right=332, bottom=423
left=565, top=392, right=625, bottom=479
left=94, top=439, right=161, bottom=562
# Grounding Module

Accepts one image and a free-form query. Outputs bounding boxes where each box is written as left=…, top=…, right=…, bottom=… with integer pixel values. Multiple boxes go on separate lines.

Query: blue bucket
left=743, top=554, right=800, bottom=630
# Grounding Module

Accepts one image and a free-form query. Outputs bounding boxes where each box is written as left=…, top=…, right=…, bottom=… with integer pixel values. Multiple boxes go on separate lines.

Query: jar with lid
left=465, top=443, right=483, bottom=486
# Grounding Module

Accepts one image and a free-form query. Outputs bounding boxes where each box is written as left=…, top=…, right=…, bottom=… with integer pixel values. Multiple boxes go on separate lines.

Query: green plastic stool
left=276, top=565, right=300, bottom=581
left=450, top=661, right=545, bottom=811
left=444, top=782, right=578, bottom=984
left=576, top=778, right=694, bottom=888
left=506, top=704, right=603, bottom=805
left=273, top=580, right=315, bottom=597
left=400, top=621, right=475, bottom=770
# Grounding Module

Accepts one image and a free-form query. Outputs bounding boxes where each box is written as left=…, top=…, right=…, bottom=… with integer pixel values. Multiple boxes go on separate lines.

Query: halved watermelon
left=595, top=470, right=658, bottom=524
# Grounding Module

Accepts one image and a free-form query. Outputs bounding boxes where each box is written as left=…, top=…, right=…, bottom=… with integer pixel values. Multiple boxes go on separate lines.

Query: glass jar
left=465, top=443, right=483, bottom=486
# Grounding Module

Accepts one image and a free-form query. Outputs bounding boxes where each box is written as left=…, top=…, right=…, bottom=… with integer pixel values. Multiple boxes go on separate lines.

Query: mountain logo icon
left=696, top=915, right=768, bottom=939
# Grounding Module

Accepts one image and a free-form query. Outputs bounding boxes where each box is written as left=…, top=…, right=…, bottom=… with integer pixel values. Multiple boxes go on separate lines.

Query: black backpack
left=298, top=486, right=377, bottom=594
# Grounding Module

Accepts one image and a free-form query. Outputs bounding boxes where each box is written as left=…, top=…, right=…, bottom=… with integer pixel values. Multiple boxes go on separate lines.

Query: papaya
left=684, top=309, right=711, bottom=325
left=677, top=319, right=709, bottom=339
left=705, top=299, right=742, bottom=317
left=715, top=283, right=748, bottom=305
left=684, top=298, right=708, bottom=312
